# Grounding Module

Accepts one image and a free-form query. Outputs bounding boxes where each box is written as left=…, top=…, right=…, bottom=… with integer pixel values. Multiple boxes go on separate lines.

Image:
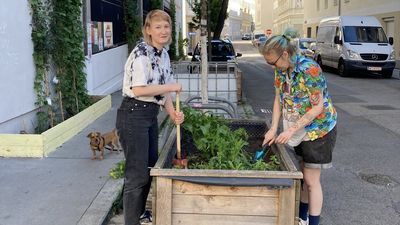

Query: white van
left=315, top=16, right=395, bottom=78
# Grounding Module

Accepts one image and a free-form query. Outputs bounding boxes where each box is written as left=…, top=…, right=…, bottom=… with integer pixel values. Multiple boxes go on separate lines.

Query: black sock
left=299, top=201, right=309, bottom=221
left=309, top=215, right=320, bottom=225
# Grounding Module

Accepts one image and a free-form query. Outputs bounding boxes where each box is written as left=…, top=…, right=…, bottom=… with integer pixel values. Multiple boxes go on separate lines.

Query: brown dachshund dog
left=87, top=129, right=121, bottom=160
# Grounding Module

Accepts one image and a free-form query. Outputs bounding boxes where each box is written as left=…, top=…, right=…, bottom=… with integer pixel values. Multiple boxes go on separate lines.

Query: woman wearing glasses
left=261, top=28, right=337, bottom=225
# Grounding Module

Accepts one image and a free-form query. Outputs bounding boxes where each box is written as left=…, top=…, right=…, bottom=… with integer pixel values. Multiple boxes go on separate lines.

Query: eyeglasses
left=267, top=52, right=283, bottom=66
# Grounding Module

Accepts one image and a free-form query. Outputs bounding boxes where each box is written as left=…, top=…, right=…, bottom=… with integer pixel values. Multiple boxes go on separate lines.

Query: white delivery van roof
left=320, top=16, right=382, bottom=27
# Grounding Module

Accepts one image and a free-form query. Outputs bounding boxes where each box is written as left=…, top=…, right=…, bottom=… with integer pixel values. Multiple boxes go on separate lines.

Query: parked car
left=314, top=16, right=395, bottom=78
left=252, top=33, right=265, bottom=47
left=242, top=33, right=251, bottom=40
left=188, top=39, right=242, bottom=62
left=298, top=38, right=316, bottom=59
left=257, top=36, right=268, bottom=53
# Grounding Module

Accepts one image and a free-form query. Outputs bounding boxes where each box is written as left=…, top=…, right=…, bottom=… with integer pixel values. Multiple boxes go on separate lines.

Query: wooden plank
left=42, top=95, right=111, bottom=156
left=0, top=134, right=42, bottom=146
left=173, top=180, right=278, bottom=197
left=294, top=180, right=301, bottom=225
left=155, top=178, right=172, bottom=225
left=151, top=168, right=303, bottom=179
left=0, top=135, right=43, bottom=157
left=172, top=213, right=277, bottom=225
left=278, top=186, right=295, bottom=225
left=172, top=194, right=277, bottom=216
left=152, top=128, right=176, bottom=170
left=276, top=143, right=301, bottom=174
left=0, top=146, right=43, bottom=157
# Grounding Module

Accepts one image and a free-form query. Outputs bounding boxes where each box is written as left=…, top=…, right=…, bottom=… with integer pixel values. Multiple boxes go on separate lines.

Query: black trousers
left=116, top=97, right=159, bottom=225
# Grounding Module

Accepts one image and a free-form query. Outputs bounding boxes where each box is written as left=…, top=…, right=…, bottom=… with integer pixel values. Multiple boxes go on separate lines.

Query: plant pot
left=150, top=119, right=303, bottom=225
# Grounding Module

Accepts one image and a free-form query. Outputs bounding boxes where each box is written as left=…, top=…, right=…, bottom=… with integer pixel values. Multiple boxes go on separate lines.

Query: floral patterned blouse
left=274, top=54, right=337, bottom=141
left=122, top=42, right=175, bottom=105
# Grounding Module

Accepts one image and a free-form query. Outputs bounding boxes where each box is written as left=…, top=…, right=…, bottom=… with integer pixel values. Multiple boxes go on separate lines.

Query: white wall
left=85, top=45, right=128, bottom=95
left=0, top=1, right=37, bottom=133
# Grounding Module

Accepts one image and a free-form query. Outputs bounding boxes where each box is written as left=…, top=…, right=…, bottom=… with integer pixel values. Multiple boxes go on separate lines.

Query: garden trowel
left=254, top=144, right=272, bottom=161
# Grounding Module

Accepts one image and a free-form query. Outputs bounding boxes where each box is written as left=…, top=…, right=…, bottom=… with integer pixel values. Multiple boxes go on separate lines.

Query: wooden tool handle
left=176, top=92, right=181, bottom=159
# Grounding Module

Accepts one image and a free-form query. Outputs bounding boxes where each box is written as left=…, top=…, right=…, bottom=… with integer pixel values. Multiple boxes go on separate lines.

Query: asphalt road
left=234, top=40, right=400, bottom=225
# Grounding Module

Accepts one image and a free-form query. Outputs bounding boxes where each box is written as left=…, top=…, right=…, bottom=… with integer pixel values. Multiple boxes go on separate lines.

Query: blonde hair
left=142, top=9, right=172, bottom=45
left=261, top=27, right=299, bottom=64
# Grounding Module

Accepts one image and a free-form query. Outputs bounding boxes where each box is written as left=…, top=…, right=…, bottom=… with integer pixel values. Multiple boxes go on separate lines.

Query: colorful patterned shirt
left=122, top=42, right=175, bottom=105
left=274, top=54, right=337, bottom=141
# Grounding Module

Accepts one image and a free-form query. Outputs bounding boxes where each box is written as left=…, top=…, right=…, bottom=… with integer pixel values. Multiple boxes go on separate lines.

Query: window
left=334, top=0, right=338, bottom=6
left=89, top=0, right=125, bottom=54
left=307, top=27, right=312, bottom=38
left=343, top=26, right=388, bottom=43
left=317, top=0, right=320, bottom=11
left=324, top=0, right=328, bottom=9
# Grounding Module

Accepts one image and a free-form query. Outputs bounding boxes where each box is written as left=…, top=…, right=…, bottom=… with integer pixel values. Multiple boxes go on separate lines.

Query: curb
left=77, top=178, right=124, bottom=225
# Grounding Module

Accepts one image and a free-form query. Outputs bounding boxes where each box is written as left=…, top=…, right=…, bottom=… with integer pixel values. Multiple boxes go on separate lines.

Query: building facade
left=0, top=0, right=183, bottom=133
left=255, top=0, right=274, bottom=36
left=303, top=0, right=400, bottom=61
left=273, top=0, right=304, bottom=36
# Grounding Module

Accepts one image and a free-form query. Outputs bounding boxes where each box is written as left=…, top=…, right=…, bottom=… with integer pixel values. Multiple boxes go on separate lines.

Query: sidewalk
left=0, top=92, right=126, bottom=225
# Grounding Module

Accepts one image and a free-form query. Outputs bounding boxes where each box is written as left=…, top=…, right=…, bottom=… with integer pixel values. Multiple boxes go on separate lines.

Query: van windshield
left=343, top=26, right=388, bottom=43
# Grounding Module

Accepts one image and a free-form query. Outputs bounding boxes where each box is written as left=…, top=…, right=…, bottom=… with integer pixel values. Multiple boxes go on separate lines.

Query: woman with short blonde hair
left=116, top=9, right=184, bottom=225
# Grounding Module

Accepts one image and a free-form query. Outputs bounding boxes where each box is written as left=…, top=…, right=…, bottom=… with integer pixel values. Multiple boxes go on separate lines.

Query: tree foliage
left=150, top=0, right=163, bottom=10
left=169, top=0, right=177, bottom=60
left=123, top=0, right=142, bottom=53
left=191, top=0, right=229, bottom=39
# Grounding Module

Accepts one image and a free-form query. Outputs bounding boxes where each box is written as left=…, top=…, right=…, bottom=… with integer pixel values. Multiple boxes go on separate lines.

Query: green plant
left=150, top=0, right=163, bottom=10
left=178, top=32, right=187, bottom=60
left=29, top=0, right=56, bottom=133
left=123, top=0, right=142, bottom=53
left=168, top=0, right=177, bottom=60
left=182, top=106, right=280, bottom=170
left=50, top=0, right=90, bottom=119
left=110, top=160, right=126, bottom=179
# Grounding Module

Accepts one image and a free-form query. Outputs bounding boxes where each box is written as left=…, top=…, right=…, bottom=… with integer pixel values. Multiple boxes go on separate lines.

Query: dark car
left=241, top=33, right=251, bottom=40
left=188, top=39, right=242, bottom=62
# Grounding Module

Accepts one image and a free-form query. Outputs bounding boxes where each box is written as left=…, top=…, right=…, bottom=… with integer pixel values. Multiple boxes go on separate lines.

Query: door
left=331, top=26, right=343, bottom=69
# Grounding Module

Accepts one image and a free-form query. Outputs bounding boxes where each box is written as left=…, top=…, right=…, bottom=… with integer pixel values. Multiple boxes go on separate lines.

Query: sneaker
left=139, top=210, right=152, bottom=223
left=298, top=218, right=309, bottom=225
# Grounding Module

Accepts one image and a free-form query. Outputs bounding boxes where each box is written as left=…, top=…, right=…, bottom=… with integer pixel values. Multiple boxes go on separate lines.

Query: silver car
left=298, top=38, right=316, bottom=59
left=257, top=36, right=268, bottom=53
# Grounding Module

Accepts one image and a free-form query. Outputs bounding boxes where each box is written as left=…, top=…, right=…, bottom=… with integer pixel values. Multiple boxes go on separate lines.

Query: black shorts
left=294, top=126, right=337, bottom=169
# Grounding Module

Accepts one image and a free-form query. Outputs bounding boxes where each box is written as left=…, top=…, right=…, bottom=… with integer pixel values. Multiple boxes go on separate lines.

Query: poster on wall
left=97, top=22, right=104, bottom=51
left=103, top=22, right=113, bottom=48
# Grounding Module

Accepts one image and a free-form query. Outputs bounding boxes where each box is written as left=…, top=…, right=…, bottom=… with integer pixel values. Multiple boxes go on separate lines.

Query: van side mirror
left=236, top=53, right=242, bottom=57
left=188, top=52, right=193, bottom=56
left=389, top=37, right=394, bottom=45
left=334, top=36, right=342, bottom=45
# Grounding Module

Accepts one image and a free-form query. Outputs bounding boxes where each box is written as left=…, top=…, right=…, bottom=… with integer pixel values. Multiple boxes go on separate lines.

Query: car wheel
left=382, top=70, right=393, bottom=79
left=316, top=56, right=323, bottom=67
left=338, top=60, right=349, bottom=77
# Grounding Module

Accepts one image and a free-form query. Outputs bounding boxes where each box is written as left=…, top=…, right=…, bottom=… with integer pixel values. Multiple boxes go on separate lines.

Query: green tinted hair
left=262, top=27, right=300, bottom=64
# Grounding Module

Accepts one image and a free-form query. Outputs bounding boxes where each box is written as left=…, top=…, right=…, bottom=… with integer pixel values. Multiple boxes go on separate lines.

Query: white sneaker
left=298, top=218, right=309, bottom=225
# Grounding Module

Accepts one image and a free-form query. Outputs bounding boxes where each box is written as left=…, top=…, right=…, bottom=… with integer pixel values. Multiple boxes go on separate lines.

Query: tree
left=150, top=0, right=163, bottom=10
left=169, top=0, right=177, bottom=60
left=191, top=0, right=229, bottom=40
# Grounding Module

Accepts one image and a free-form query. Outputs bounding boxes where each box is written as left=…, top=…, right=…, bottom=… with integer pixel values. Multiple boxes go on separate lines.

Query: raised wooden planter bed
left=0, top=95, right=111, bottom=157
left=150, top=119, right=303, bottom=225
